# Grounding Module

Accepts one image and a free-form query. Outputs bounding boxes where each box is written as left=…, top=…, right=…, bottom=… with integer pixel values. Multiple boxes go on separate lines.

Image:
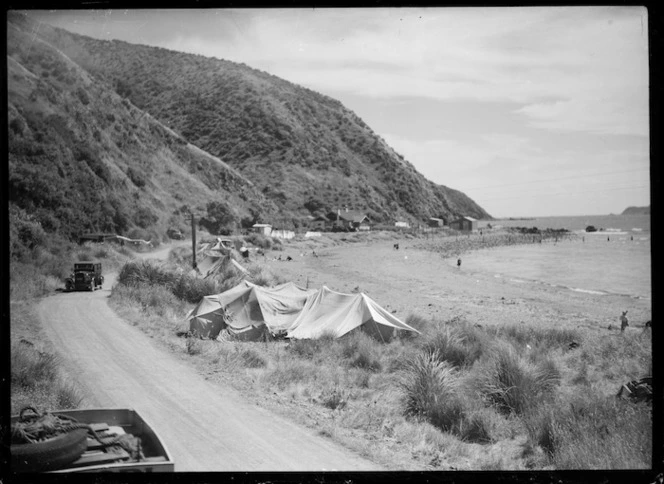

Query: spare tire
left=11, top=428, right=88, bottom=473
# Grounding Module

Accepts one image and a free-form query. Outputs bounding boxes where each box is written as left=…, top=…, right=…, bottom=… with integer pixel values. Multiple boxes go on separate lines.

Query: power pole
left=187, top=211, right=197, bottom=270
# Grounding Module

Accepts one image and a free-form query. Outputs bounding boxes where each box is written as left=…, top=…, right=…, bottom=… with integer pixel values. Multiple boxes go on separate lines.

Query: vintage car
left=65, top=262, right=104, bottom=291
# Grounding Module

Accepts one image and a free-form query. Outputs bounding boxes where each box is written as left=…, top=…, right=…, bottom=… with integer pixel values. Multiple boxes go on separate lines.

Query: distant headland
left=621, top=206, right=650, bottom=215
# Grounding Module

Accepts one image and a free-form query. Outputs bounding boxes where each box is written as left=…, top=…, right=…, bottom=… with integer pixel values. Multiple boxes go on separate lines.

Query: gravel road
left=37, top=248, right=382, bottom=472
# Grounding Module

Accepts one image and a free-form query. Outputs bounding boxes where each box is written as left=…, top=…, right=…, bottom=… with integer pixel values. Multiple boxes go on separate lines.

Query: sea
left=462, top=214, right=652, bottom=300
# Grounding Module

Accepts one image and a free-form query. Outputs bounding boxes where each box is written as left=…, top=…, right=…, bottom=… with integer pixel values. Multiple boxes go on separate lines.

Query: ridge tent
left=194, top=239, right=249, bottom=278
left=186, top=281, right=317, bottom=339
left=186, top=294, right=225, bottom=338
left=286, top=286, right=420, bottom=342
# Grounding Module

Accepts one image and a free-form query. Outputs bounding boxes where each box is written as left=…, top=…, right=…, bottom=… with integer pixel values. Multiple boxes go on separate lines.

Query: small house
left=449, top=216, right=478, bottom=232
left=252, top=224, right=273, bottom=236
left=311, top=215, right=330, bottom=231
left=327, top=210, right=371, bottom=231
left=395, top=221, right=410, bottom=229
left=428, top=218, right=446, bottom=228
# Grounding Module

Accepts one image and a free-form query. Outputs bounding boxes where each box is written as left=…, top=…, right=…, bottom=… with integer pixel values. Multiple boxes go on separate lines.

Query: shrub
left=244, top=233, right=275, bottom=250
left=400, top=351, right=464, bottom=433
left=56, top=381, right=85, bottom=408
left=320, top=386, right=347, bottom=410
left=422, top=326, right=474, bottom=368
left=172, top=273, right=218, bottom=303
left=339, top=331, right=382, bottom=372
left=478, top=345, right=560, bottom=415
left=485, top=324, right=580, bottom=352
left=239, top=348, right=267, bottom=368
left=524, top=394, right=651, bottom=469
left=186, top=337, right=202, bottom=355
left=11, top=343, right=59, bottom=388
left=288, top=332, right=336, bottom=359
left=400, top=314, right=429, bottom=340
left=459, top=410, right=493, bottom=443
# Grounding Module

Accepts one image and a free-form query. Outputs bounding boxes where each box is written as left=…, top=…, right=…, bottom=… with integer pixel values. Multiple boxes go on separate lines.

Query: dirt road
left=37, top=247, right=382, bottom=471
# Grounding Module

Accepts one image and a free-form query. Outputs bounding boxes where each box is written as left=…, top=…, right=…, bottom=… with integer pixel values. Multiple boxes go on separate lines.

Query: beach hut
left=449, top=216, right=477, bottom=232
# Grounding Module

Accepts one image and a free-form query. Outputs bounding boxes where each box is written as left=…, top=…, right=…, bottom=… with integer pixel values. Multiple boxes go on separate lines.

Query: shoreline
left=265, top=235, right=651, bottom=333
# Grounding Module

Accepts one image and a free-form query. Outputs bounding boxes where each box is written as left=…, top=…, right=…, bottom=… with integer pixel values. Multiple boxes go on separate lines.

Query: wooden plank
left=69, top=447, right=130, bottom=468
left=89, top=423, right=109, bottom=433
left=141, top=456, right=167, bottom=463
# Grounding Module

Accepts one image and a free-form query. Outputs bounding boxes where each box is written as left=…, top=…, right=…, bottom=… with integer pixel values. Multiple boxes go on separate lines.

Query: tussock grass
left=477, top=344, right=561, bottom=415
left=524, top=393, right=651, bottom=469
left=399, top=351, right=464, bottom=433
left=421, top=326, right=476, bottom=368
left=485, top=324, right=580, bottom=352
left=11, top=341, right=85, bottom=413
left=239, top=347, right=267, bottom=368
left=338, top=331, right=382, bottom=372
left=11, top=342, right=59, bottom=388
left=287, top=332, right=336, bottom=359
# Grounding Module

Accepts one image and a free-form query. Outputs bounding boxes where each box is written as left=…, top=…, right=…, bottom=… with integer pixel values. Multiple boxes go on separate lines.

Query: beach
left=262, top=232, right=652, bottom=336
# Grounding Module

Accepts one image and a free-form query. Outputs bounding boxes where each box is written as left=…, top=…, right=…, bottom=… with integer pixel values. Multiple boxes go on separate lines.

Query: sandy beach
left=261, top=235, right=652, bottom=336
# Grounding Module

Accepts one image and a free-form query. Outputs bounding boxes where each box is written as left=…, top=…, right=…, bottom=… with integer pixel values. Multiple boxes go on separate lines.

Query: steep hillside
left=7, top=13, right=278, bottom=241
left=15, top=12, right=491, bottom=226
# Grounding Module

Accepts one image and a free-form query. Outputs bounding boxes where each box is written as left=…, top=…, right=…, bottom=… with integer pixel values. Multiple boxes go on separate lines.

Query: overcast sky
left=27, top=7, right=650, bottom=217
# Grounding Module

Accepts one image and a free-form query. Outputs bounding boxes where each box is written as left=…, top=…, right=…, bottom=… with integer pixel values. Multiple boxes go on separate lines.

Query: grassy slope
left=7, top=15, right=277, bottom=242
left=18, top=11, right=491, bottom=225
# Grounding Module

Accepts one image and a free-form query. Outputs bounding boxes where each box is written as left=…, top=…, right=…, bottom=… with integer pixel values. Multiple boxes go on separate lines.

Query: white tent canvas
left=286, top=286, right=419, bottom=342
left=187, top=281, right=316, bottom=339
left=187, top=282, right=420, bottom=342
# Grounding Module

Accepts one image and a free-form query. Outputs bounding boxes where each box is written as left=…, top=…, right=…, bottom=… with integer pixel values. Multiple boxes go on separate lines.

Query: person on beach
left=620, top=311, right=629, bottom=332
left=457, top=258, right=462, bottom=268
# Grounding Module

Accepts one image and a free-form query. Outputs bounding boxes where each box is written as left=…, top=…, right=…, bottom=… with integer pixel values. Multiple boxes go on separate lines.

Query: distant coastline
left=621, top=205, right=650, bottom=215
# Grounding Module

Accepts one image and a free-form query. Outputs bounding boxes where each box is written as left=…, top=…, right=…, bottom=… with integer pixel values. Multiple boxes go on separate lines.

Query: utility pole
left=187, top=210, right=197, bottom=270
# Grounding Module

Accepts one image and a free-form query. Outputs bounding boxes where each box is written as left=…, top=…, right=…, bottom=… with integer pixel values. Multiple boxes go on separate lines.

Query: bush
left=478, top=345, right=560, bottom=415
left=339, top=331, right=382, bottom=372
left=422, top=326, right=475, bottom=368
left=524, top=394, right=651, bottom=469
left=400, top=351, right=464, bottom=433
left=485, top=324, right=580, bottom=352
left=186, top=337, right=202, bottom=355
left=288, top=332, right=336, bottom=359
left=244, top=233, right=274, bottom=250
left=239, top=348, right=267, bottom=368
left=11, top=343, right=59, bottom=388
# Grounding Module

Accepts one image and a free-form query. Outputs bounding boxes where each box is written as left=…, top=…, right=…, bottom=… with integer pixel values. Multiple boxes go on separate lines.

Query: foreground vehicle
left=11, top=408, right=174, bottom=473
left=65, top=262, right=104, bottom=291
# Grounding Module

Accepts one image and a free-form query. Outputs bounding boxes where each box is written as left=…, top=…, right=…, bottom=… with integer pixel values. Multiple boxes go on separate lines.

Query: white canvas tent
left=187, top=282, right=420, bottom=342
left=194, top=239, right=249, bottom=278
left=186, top=281, right=316, bottom=339
left=286, top=286, right=419, bottom=342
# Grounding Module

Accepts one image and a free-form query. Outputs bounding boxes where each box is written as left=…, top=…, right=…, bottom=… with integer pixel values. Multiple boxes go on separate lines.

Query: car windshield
left=75, top=264, right=95, bottom=271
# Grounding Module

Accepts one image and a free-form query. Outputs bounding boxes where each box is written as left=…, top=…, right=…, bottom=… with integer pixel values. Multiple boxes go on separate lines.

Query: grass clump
left=477, top=344, right=560, bottom=415
left=239, top=347, right=267, bottom=368
left=524, top=394, right=651, bottom=469
left=400, top=351, right=464, bottom=433
left=339, top=331, right=382, bottom=372
left=11, top=341, right=85, bottom=413
left=11, top=342, right=59, bottom=388
left=421, top=326, right=476, bottom=368
left=485, top=324, right=580, bottom=352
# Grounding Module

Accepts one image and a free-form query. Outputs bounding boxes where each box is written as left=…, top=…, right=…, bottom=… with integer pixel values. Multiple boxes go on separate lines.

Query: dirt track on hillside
left=37, top=246, right=382, bottom=472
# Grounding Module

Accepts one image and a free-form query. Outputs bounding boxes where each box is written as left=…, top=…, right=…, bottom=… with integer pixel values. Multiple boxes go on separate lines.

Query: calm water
left=465, top=215, right=651, bottom=299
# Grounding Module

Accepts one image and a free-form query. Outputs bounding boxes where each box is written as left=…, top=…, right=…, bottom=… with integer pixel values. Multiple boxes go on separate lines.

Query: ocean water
left=464, top=215, right=651, bottom=299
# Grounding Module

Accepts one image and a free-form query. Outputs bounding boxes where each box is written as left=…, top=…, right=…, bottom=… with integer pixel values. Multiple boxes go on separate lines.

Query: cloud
left=188, top=7, right=647, bottom=137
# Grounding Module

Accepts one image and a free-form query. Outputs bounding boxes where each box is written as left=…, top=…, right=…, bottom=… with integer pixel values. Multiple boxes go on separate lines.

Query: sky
left=26, top=7, right=650, bottom=217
